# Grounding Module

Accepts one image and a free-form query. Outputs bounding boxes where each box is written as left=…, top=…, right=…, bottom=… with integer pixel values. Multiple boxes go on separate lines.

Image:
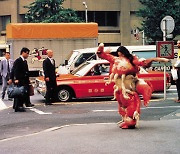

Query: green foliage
left=137, top=0, right=180, bottom=43
left=24, top=0, right=83, bottom=23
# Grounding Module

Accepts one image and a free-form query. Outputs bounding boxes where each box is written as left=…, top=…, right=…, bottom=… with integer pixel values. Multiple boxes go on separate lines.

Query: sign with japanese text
left=156, top=41, right=174, bottom=59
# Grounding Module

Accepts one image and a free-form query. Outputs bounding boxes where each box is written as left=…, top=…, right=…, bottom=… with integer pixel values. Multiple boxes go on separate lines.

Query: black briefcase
left=7, top=85, right=27, bottom=98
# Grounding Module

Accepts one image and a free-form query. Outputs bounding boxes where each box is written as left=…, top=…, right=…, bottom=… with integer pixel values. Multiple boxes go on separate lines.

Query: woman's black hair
left=116, top=46, right=135, bottom=66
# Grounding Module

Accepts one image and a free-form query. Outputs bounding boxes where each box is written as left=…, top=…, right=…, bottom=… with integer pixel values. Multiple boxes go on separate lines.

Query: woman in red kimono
left=97, top=43, right=169, bottom=129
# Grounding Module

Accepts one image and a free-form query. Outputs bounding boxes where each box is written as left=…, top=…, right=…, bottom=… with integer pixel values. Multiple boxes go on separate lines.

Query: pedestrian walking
left=10, top=47, right=34, bottom=112
left=43, top=50, right=57, bottom=105
left=0, top=52, right=14, bottom=100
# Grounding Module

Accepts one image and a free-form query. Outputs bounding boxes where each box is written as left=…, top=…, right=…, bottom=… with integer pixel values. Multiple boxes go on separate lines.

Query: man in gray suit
left=0, top=52, right=14, bottom=100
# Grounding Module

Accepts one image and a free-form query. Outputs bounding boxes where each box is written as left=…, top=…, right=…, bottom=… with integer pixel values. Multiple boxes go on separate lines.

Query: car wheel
left=57, top=88, right=72, bottom=102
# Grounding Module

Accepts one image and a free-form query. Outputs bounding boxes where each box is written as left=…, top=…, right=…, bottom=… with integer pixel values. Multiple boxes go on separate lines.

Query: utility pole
left=83, top=2, right=88, bottom=23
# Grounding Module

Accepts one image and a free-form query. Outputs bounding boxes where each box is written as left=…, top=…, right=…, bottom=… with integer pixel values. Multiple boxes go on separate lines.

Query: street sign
left=156, top=41, right=174, bottom=59
left=160, top=16, right=175, bottom=34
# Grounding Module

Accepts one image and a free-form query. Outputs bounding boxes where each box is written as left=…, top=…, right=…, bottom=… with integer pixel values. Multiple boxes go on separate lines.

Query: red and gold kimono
left=97, top=44, right=153, bottom=129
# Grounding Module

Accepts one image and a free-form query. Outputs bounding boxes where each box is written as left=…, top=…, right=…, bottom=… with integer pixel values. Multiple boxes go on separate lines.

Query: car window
left=68, top=51, right=79, bottom=65
left=71, top=62, right=90, bottom=75
left=99, top=64, right=110, bottom=75
left=86, top=63, right=110, bottom=76
left=75, top=53, right=96, bottom=67
left=132, top=50, right=156, bottom=59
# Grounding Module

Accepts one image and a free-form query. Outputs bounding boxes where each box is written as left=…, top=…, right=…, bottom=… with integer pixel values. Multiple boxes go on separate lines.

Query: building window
left=77, top=11, right=119, bottom=27
left=20, top=14, right=28, bottom=23
left=1, top=15, right=11, bottom=30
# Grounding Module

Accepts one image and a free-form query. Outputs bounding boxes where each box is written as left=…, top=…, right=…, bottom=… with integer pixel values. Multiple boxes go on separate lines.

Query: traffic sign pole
left=162, top=19, right=167, bottom=99
left=162, top=19, right=167, bottom=41
left=156, top=41, right=174, bottom=100
left=163, top=64, right=166, bottom=100
left=160, top=16, right=175, bottom=100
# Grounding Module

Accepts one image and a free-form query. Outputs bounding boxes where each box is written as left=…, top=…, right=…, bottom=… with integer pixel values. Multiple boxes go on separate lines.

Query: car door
left=75, top=63, right=114, bottom=98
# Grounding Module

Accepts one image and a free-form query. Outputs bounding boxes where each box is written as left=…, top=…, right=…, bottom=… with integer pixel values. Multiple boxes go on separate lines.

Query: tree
left=136, top=0, right=180, bottom=43
left=24, top=0, right=83, bottom=23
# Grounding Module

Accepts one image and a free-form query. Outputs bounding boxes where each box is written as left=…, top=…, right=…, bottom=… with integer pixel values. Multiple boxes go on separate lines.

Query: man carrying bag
left=9, top=47, right=34, bottom=112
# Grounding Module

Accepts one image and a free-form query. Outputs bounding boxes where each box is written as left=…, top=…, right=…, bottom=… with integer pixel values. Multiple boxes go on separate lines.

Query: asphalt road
left=0, top=85, right=180, bottom=153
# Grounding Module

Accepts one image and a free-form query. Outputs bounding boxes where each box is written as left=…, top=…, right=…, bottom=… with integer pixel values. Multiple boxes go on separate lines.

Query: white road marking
left=92, top=106, right=180, bottom=112
left=93, top=109, right=117, bottom=112
left=167, top=88, right=177, bottom=91
left=176, top=113, right=180, bottom=117
left=142, top=106, right=180, bottom=109
left=29, top=108, right=52, bottom=115
left=0, top=99, right=7, bottom=110
left=0, top=123, right=115, bottom=142
left=152, top=93, right=177, bottom=96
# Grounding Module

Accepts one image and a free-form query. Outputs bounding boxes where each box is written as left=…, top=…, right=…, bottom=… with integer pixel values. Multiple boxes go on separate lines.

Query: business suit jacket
left=43, top=58, right=56, bottom=81
left=12, top=57, right=29, bottom=85
left=0, top=59, right=14, bottom=77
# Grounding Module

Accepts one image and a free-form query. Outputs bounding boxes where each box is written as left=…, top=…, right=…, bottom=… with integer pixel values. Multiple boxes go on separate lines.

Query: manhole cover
left=58, top=109, right=89, bottom=114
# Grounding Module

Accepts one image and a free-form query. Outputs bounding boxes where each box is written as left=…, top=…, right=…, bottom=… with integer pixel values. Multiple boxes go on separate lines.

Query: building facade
left=0, top=0, right=144, bottom=45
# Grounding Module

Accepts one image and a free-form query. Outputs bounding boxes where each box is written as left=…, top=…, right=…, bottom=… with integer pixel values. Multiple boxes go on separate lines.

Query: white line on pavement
left=152, top=93, right=177, bottom=96
left=93, top=109, right=117, bottom=112
left=142, top=106, right=180, bottom=109
left=0, top=99, right=7, bottom=110
left=167, top=89, right=177, bottom=91
left=29, top=108, right=52, bottom=115
left=92, top=106, right=180, bottom=112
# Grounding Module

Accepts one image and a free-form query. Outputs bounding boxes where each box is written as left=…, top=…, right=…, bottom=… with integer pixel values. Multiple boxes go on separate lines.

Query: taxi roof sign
left=156, top=41, right=174, bottom=59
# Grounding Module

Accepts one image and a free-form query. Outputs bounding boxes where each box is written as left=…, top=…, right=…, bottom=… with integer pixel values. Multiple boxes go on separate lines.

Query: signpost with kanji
left=157, top=41, right=174, bottom=100
left=157, top=41, right=174, bottom=59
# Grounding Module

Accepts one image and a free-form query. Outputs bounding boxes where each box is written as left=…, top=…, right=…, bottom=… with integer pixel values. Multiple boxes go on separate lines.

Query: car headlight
left=39, top=81, right=46, bottom=88
left=36, top=79, right=46, bottom=88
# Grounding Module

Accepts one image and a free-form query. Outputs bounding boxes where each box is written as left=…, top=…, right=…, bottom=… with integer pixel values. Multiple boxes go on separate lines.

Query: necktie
left=7, top=60, right=10, bottom=73
left=24, top=60, right=29, bottom=70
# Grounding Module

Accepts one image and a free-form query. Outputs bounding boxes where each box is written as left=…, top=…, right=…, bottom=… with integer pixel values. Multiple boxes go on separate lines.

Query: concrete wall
left=8, top=38, right=98, bottom=69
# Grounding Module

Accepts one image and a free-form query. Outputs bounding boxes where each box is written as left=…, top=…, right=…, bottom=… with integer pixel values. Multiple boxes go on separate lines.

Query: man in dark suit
left=43, top=50, right=57, bottom=105
left=10, top=47, right=34, bottom=112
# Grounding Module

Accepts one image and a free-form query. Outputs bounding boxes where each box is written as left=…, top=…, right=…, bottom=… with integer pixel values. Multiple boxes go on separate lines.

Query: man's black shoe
left=15, top=107, right=26, bottom=112
left=45, top=103, right=53, bottom=106
left=8, top=98, right=13, bottom=101
left=26, top=103, right=35, bottom=107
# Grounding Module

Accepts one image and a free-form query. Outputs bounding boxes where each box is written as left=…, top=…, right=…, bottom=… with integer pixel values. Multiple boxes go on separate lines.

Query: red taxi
left=36, top=60, right=171, bottom=102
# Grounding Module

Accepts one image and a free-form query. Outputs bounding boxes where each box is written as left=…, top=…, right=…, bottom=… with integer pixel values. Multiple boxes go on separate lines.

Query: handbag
left=171, top=68, right=178, bottom=81
left=29, top=84, right=34, bottom=96
left=7, top=85, right=26, bottom=98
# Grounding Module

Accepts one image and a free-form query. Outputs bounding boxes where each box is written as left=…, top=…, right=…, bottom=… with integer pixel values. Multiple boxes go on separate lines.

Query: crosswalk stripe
left=0, top=99, right=7, bottom=110
left=92, top=106, right=180, bottom=112
left=29, top=108, right=52, bottom=115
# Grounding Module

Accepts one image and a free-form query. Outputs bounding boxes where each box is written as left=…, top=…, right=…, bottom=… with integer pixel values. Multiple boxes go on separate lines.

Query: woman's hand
left=14, top=80, right=19, bottom=84
left=8, top=79, right=13, bottom=85
left=96, top=43, right=104, bottom=54
left=45, top=77, right=49, bottom=82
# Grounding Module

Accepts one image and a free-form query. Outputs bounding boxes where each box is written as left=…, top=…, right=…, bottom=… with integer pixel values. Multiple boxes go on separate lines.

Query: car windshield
left=71, top=61, right=91, bottom=76
left=68, top=51, right=79, bottom=65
